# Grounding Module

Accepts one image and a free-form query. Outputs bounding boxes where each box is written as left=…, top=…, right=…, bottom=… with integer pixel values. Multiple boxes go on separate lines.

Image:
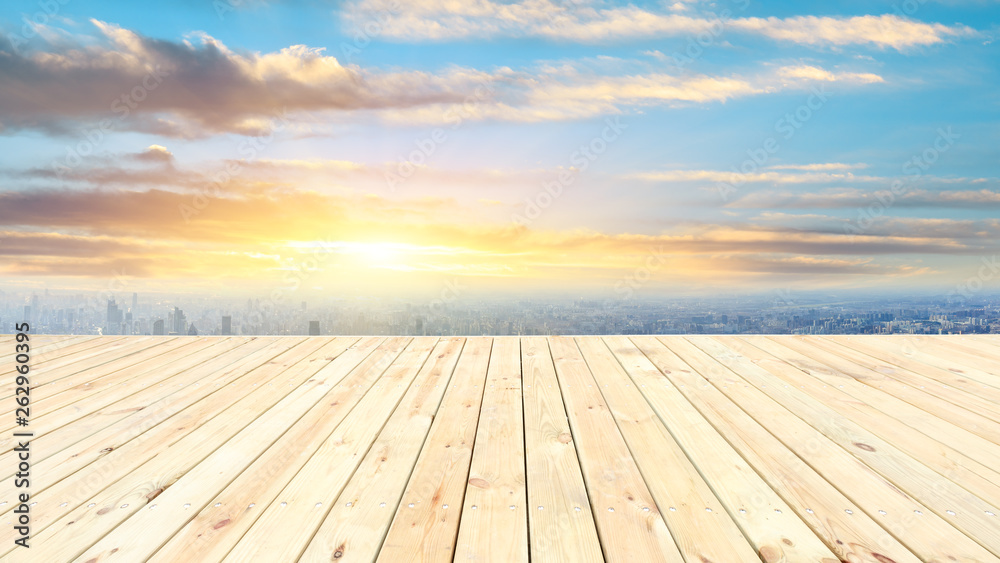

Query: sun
left=359, top=242, right=402, bottom=265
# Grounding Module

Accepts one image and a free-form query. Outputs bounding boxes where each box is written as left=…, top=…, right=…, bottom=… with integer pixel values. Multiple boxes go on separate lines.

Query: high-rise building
left=22, top=305, right=30, bottom=323
left=222, top=315, right=232, bottom=336
left=308, top=320, right=320, bottom=336
left=171, top=307, right=186, bottom=335
left=152, top=319, right=165, bottom=335
left=106, top=299, right=124, bottom=335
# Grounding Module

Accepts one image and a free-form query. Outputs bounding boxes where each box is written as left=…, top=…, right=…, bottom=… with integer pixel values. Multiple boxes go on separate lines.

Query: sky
left=0, top=0, right=998, bottom=300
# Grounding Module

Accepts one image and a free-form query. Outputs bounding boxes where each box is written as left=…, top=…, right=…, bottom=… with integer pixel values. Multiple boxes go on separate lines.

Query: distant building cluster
left=2, top=289, right=999, bottom=336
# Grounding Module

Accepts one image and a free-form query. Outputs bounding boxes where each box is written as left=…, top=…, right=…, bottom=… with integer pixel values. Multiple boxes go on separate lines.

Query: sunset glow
left=0, top=1, right=997, bottom=299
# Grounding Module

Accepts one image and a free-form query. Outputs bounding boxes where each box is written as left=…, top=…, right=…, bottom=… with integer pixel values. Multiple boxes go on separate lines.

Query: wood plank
left=376, top=337, right=493, bottom=563
left=221, top=337, right=437, bottom=561
left=453, top=337, right=529, bottom=563
left=0, top=337, right=167, bottom=406
left=0, top=338, right=261, bottom=493
left=0, top=335, right=92, bottom=365
left=146, top=337, right=395, bottom=563
left=548, top=336, right=684, bottom=563
left=0, top=337, right=309, bottom=557
left=910, top=335, right=1000, bottom=364
left=518, top=336, right=602, bottom=563
left=0, top=336, right=127, bottom=388
left=299, top=337, right=466, bottom=562
left=822, top=335, right=1000, bottom=414
left=720, top=336, right=1000, bottom=508
left=0, top=337, right=198, bottom=442
left=605, top=336, right=841, bottom=563
left=766, top=336, right=1000, bottom=460
left=891, top=336, right=1000, bottom=382
left=966, top=335, right=1000, bottom=354
left=770, top=335, right=1000, bottom=447
left=2, top=334, right=997, bottom=560
left=69, top=337, right=382, bottom=563
left=631, top=336, right=924, bottom=563
left=0, top=335, right=102, bottom=371
left=671, top=336, right=1000, bottom=561
left=576, top=336, right=760, bottom=562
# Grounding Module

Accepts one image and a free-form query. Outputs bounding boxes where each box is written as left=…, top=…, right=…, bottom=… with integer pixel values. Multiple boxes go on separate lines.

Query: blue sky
left=0, top=0, right=998, bottom=297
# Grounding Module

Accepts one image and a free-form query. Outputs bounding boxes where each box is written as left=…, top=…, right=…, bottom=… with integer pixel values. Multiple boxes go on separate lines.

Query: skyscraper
left=106, top=299, right=124, bottom=335
left=222, top=315, right=232, bottom=336
left=171, top=307, right=186, bottom=335
left=152, top=319, right=165, bottom=335
left=308, top=321, right=320, bottom=336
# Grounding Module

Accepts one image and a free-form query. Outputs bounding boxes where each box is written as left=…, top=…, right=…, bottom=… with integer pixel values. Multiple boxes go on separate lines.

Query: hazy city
left=4, top=288, right=998, bottom=337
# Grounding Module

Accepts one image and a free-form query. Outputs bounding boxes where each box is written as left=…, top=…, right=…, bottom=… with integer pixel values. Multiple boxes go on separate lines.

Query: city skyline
left=4, top=287, right=998, bottom=337
left=1, top=1, right=998, bottom=300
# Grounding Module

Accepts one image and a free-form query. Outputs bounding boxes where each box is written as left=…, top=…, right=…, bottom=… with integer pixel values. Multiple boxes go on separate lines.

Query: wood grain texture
left=299, top=337, right=466, bottom=563
left=549, top=336, right=684, bottom=563
left=221, top=337, right=434, bottom=562
left=674, top=336, right=1000, bottom=562
left=6, top=335, right=1000, bottom=562
left=576, top=336, right=760, bottom=562
left=453, top=337, right=529, bottom=563
left=605, top=336, right=842, bottom=563
left=376, top=337, right=493, bottom=563
left=521, top=337, right=602, bottom=563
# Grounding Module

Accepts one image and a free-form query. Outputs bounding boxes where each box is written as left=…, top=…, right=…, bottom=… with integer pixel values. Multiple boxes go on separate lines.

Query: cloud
left=730, top=187, right=1000, bottom=208
left=0, top=20, right=486, bottom=136
left=630, top=168, right=882, bottom=185
left=348, top=1, right=974, bottom=49
left=767, top=162, right=869, bottom=171
left=11, top=147, right=198, bottom=188
left=730, top=14, right=974, bottom=50
left=751, top=213, right=1000, bottom=242
left=0, top=183, right=987, bottom=289
left=135, top=145, right=174, bottom=163
left=775, top=65, right=883, bottom=84
left=0, top=21, right=887, bottom=133
left=381, top=63, right=884, bottom=124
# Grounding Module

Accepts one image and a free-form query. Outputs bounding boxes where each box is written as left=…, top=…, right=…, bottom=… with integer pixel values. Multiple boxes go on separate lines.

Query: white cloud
left=348, top=1, right=975, bottom=50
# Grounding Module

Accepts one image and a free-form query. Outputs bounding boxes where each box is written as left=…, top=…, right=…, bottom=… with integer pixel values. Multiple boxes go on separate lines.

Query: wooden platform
left=1, top=334, right=1000, bottom=562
